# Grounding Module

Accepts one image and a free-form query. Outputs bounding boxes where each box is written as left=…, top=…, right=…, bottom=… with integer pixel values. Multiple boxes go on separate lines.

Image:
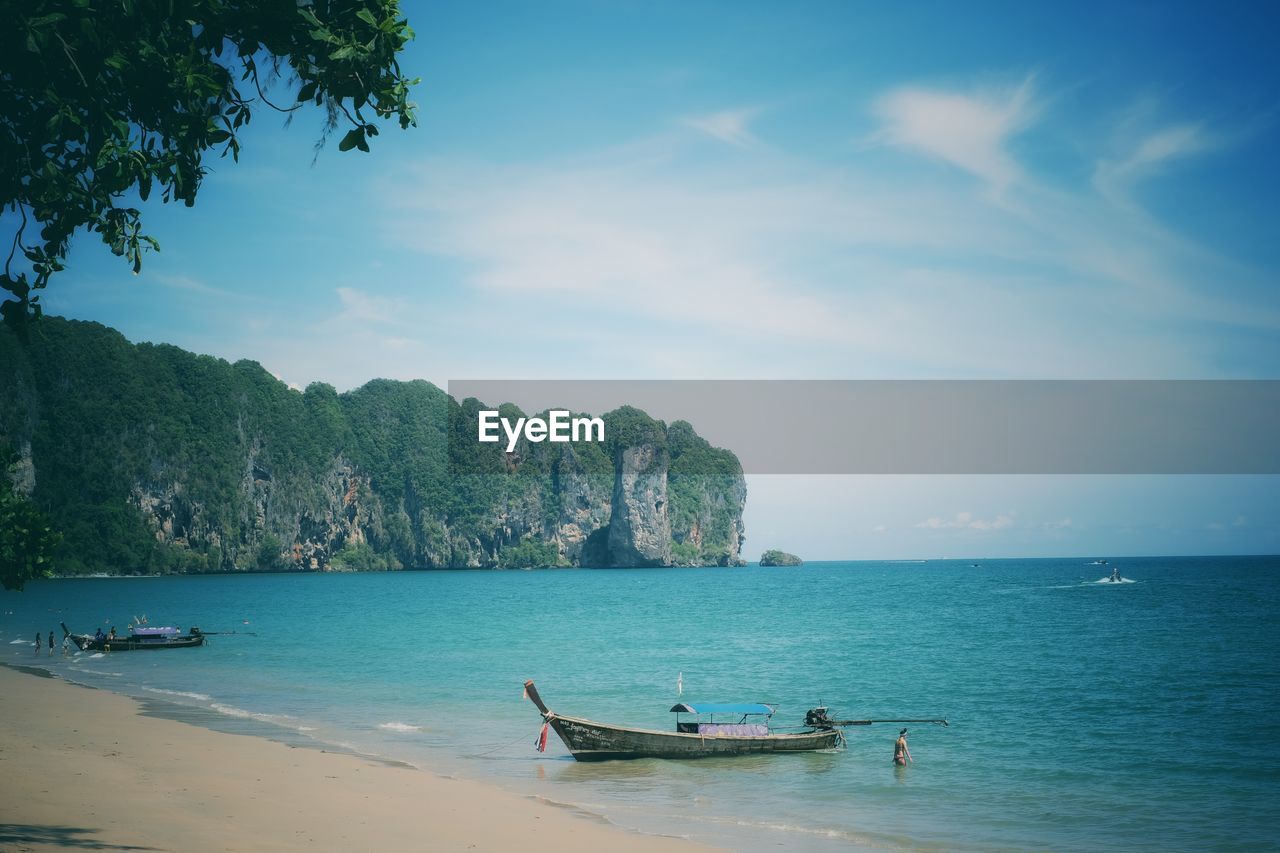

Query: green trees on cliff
left=0, top=450, right=59, bottom=590
left=0, top=318, right=746, bottom=576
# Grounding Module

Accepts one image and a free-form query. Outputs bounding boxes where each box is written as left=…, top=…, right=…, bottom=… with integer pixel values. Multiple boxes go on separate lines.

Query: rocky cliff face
left=606, top=444, right=672, bottom=567
left=759, top=549, right=803, bottom=567
left=1, top=318, right=747, bottom=573
left=669, top=474, right=747, bottom=567
left=551, top=446, right=612, bottom=564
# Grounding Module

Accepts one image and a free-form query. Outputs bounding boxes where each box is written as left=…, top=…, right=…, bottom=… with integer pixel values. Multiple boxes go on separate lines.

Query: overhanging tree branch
left=0, top=0, right=421, bottom=326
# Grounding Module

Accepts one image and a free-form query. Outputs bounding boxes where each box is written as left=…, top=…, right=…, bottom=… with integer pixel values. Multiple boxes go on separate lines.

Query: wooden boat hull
left=64, top=624, right=205, bottom=652
left=547, top=713, right=842, bottom=761
left=72, top=635, right=205, bottom=651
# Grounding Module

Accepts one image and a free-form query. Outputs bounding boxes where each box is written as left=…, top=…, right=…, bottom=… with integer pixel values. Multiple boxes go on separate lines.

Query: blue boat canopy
left=669, top=702, right=775, bottom=716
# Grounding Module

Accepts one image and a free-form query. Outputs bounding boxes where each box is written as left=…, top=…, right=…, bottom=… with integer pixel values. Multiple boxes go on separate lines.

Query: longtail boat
left=524, top=679, right=846, bottom=761
left=62, top=622, right=205, bottom=652
left=524, top=680, right=948, bottom=762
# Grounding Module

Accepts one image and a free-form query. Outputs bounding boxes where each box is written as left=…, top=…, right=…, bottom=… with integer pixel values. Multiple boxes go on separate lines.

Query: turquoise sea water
left=4, top=557, right=1278, bottom=850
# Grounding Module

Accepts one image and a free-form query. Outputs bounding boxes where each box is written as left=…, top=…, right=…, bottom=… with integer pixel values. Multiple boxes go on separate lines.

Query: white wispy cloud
left=268, top=370, right=303, bottom=392
left=334, top=286, right=408, bottom=327
left=684, top=107, right=763, bottom=148
left=148, top=272, right=263, bottom=302
left=1093, top=123, right=1210, bottom=203
left=915, top=511, right=1015, bottom=531
left=873, top=76, right=1036, bottom=192
left=364, top=78, right=1275, bottom=381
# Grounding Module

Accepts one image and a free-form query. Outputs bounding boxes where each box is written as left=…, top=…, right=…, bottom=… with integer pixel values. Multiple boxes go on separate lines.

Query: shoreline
left=0, top=665, right=716, bottom=852
left=41, top=552, right=1280, bottom=584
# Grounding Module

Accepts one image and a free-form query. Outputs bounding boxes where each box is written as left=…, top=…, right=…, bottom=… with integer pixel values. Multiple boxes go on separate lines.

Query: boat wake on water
left=1090, top=577, right=1136, bottom=584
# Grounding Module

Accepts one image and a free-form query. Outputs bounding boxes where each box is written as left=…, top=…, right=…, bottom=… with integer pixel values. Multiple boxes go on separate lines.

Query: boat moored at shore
left=62, top=622, right=206, bottom=652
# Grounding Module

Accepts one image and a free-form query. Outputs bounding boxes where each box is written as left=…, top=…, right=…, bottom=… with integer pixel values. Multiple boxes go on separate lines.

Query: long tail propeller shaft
left=833, top=718, right=949, bottom=727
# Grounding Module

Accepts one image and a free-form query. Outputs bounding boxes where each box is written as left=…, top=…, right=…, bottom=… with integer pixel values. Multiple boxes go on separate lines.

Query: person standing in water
left=47, top=631, right=54, bottom=656
left=894, top=728, right=912, bottom=766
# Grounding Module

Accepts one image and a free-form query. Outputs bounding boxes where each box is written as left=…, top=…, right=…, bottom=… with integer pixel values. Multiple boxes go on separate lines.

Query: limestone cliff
left=606, top=443, right=672, bottom=567
left=0, top=318, right=747, bottom=573
left=760, top=549, right=803, bottom=567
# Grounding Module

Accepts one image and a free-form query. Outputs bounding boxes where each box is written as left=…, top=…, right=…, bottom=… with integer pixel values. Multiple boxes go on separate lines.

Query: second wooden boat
left=62, top=622, right=206, bottom=652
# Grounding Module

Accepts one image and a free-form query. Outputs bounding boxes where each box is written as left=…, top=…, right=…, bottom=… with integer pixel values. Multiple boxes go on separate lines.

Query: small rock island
left=759, top=549, right=803, bottom=567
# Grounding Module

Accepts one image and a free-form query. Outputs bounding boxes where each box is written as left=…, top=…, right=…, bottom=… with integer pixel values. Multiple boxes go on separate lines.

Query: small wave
left=69, top=666, right=122, bottom=676
left=691, top=813, right=881, bottom=846
left=211, top=702, right=299, bottom=726
left=377, top=721, right=423, bottom=733
left=10, top=639, right=35, bottom=644
left=143, top=687, right=212, bottom=701
left=206, top=704, right=322, bottom=737
left=88, top=652, right=105, bottom=659
left=1091, top=577, right=1136, bottom=585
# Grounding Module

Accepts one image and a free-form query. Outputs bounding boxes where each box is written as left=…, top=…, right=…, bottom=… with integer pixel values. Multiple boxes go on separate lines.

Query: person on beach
left=894, top=728, right=912, bottom=766
left=34, top=632, right=41, bottom=655
left=47, top=631, right=54, bottom=656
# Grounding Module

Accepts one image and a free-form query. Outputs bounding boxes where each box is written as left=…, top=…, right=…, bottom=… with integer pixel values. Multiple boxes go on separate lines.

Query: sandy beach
left=0, top=665, right=713, bottom=852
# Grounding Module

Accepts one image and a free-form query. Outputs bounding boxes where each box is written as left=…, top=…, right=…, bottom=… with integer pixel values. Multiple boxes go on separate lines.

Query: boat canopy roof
left=669, top=702, right=775, bottom=716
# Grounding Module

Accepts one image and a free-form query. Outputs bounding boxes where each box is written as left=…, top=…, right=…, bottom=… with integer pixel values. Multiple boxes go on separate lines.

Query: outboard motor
left=805, top=707, right=836, bottom=729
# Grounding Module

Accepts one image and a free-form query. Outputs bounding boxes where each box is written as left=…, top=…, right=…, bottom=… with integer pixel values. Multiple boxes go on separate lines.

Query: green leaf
left=26, top=13, right=68, bottom=27
left=338, top=128, right=363, bottom=152
left=356, top=9, right=377, bottom=25
left=329, top=45, right=355, bottom=61
left=297, top=81, right=317, bottom=102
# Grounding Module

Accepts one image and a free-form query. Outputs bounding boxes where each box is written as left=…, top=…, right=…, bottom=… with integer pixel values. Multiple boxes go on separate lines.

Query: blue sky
left=19, top=0, right=1280, bottom=558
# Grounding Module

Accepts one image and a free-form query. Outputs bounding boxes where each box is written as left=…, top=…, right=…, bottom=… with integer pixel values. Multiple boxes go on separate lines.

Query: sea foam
left=378, top=721, right=423, bottom=732
left=143, top=687, right=213, bottom=701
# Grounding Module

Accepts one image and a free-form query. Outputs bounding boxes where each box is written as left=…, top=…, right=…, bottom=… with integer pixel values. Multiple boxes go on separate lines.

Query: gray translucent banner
left=446, top=381, right=1280, bottom=474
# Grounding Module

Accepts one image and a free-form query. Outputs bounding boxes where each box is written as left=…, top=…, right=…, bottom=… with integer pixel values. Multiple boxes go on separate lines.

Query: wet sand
left=0, top=665, right=714, bottom=852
